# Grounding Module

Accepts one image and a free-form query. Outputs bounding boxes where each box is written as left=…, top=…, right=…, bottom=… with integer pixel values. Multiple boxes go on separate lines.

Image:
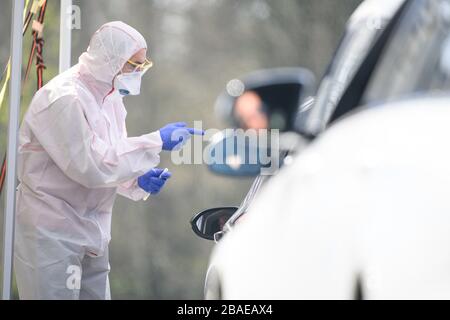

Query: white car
left=206, top=0, right=450, bottom=299
left=212, top=94, right=450, bottom=299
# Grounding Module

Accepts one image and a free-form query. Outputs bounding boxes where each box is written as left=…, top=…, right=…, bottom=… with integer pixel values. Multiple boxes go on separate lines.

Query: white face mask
left=114, top=71, right=144, bottom=96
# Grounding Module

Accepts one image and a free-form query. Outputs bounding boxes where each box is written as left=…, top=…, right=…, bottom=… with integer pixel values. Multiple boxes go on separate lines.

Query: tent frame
left=1, top=0, right=72, bottom=300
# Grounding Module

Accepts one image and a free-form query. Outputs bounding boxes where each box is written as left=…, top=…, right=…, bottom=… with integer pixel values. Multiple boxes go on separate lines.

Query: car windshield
left=300, top=19, right=384, bottom=135
left=299, top=0, right=405, bottom=136
left=364, top=0, right=450, bottom=103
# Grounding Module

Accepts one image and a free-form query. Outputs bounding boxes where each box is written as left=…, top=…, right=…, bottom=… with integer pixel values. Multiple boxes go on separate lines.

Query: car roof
left=348, top=0, right=405, bottom=29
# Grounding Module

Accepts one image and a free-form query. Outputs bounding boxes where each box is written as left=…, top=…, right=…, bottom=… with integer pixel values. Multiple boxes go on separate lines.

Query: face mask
left=114, top=71, right=144, bottom=96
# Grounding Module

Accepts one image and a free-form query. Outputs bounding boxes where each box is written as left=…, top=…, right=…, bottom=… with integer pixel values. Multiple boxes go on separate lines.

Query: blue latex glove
left=137, top=168, right=172, bottom=195
left=159, top=122, right=205, bottom=151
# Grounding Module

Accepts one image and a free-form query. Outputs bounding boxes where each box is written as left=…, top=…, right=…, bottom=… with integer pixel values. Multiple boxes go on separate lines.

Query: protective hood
left=78, top=21, right=147, bottom=102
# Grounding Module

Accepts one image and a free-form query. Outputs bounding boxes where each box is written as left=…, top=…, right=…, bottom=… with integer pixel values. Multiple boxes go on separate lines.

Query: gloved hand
left=159, top=122, right=205, bottom=151
left=137, top=168, right=172, bottom=195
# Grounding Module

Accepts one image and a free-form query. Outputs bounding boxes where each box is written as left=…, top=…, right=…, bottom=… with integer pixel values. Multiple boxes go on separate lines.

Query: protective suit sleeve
left=117, top=178, right=150, bottom=201
left=27, top=95, right=163, bottom=188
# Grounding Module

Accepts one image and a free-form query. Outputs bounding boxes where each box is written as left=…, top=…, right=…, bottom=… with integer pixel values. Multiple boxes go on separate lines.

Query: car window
left=364, top=0, right=450, bottom=103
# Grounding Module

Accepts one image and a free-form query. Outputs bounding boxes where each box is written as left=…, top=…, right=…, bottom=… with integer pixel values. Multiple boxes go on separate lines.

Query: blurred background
left=0, top=0, right=361, bottom=299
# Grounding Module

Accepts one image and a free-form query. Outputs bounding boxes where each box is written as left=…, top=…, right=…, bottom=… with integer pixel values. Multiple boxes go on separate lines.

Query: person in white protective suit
left=14, top=21, right=203, bottom=300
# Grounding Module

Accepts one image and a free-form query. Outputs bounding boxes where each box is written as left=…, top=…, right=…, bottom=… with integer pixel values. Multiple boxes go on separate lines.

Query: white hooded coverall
left=14, top=21, right=162, bottom=299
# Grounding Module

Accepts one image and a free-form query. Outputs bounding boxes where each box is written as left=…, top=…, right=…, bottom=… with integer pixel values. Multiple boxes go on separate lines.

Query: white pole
left=59, top=0, right=72, bottom=73
left=2, top=0, right=25, bottom=300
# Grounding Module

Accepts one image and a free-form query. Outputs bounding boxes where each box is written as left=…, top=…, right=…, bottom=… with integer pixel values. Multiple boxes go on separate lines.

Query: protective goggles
left=124, top=58, right=153, bottom=74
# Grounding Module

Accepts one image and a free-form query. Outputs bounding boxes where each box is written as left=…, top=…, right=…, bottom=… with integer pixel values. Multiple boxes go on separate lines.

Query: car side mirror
left=190, top=207, right=239, bottom=241
left=215, top=68, right=315, bottom=133
left=205, top=130, right=278, bottom=177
